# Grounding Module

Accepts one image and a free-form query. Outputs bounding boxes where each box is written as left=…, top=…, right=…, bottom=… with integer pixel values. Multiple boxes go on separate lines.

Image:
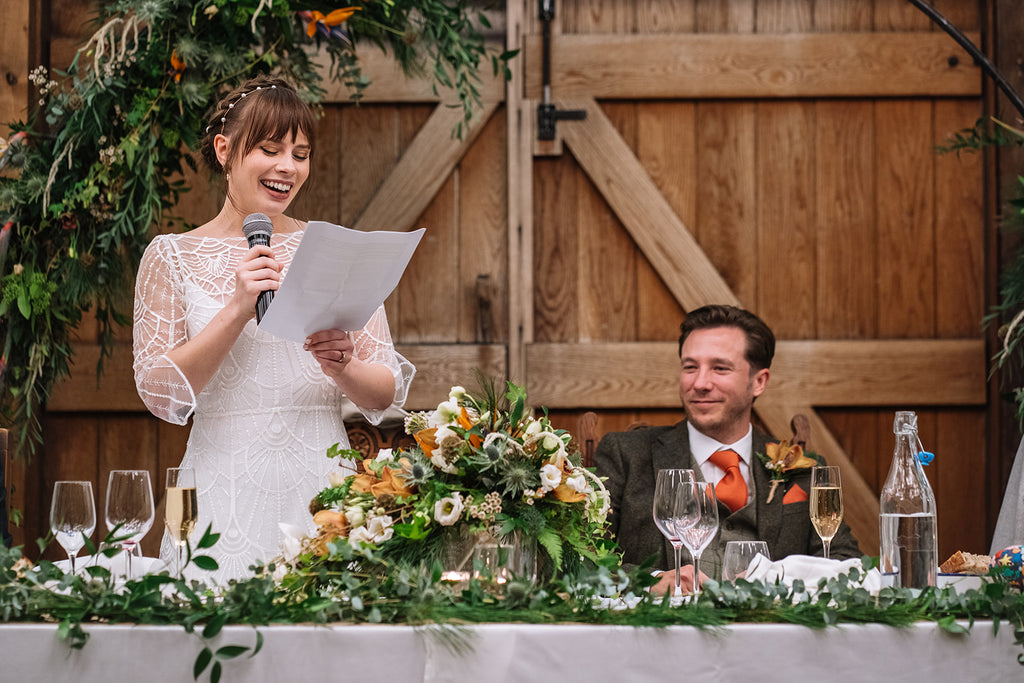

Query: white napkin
left=53, top=553, right=168, bottom=580
left=744, top=554, right=883, bottom=594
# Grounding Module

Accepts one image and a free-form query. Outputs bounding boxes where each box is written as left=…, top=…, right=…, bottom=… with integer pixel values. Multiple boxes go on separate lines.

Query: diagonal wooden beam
left=754, top=397, right=881, bottom=553
left=353, top=92, right=502, bottom=232
left=559, top=96, right=740, bottom=310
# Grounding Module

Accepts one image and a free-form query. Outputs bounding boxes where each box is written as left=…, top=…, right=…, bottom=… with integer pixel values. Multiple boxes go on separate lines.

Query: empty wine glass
left=653, top=469, right=697, bottom=596
left=722, top=540, right=770, bottom=582
left=50, top=481, right=96, bottom=575
left=105, top=470, right=155, bottom=578
left=810, top=465, right=843, bottom=559
left=165, top=467, right=198, bottom=576
left=676, top=481, right=720, bottom=596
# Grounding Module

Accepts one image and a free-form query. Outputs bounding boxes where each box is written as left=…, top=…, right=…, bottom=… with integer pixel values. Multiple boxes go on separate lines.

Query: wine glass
left=652, top=469, right=697, bottom=596
left=165, top=467, right=198, bottom=576
left=722, top=540, right=770, bottom=582
left=50, top=481, right=96, bottom=575
left=810, top=465, right=844, bottom=559
left=105, top=470, right=155, bottom=578
left=676, top=481, right=719, bottom=596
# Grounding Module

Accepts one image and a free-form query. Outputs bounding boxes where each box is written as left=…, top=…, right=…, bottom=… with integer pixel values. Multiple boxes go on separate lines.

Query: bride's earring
left=225, top=172, right=231, bottom=183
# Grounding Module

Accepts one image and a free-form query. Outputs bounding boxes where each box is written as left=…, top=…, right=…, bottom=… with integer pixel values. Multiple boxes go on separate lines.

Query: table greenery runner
left=0, top=0, right=512, bottom=456
left=3, top=542, right=1024, bottom=682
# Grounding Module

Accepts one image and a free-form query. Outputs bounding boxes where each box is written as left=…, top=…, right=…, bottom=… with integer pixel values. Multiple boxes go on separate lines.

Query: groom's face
left=678, top=326, right=769, bottom=444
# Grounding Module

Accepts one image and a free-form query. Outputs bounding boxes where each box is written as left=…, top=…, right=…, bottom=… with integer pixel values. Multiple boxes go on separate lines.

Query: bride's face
left=224, top=130, right=311, bottom=217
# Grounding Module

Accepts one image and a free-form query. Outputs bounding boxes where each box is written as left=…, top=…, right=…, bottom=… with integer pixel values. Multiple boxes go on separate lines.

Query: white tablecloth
left=0, top=620, right=1019, bottom=682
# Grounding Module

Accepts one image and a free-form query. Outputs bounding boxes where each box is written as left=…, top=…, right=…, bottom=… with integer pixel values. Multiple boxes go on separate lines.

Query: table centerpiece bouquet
left=274, top=379, right=616, bottom=589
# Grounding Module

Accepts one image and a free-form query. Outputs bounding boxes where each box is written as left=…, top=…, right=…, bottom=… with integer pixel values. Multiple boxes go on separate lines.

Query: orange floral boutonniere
left=758, top=439, right=818, bottom=503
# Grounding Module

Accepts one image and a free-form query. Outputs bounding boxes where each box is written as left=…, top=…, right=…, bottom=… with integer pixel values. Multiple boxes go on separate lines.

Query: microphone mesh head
left=242, top=212, right=273, bottom=239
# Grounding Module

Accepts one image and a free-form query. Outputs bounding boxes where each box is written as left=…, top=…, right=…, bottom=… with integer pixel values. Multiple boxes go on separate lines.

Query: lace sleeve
left=132, top=237, right=196, bottom=425
left=351, top=305, right=415, bottom=425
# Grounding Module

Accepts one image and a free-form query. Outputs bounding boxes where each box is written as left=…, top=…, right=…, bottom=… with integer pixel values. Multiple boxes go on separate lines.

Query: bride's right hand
left=230, top=244, right=281, bottom=320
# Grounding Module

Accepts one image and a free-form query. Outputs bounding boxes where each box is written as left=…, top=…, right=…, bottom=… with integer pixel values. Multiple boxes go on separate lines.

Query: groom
left=594, top=305, right=860, bottom=593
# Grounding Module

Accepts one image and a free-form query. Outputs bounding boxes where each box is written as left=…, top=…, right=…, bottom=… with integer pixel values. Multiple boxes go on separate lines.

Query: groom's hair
left=677, top=305, right=775, bottom=372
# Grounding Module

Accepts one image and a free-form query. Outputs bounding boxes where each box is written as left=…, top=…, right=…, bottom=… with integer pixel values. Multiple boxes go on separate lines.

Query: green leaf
left=192, top=555, right=219, bottom=571
left=202, top=612, right=228, bottom=639
left=193, top=648, right=213, bottom=679
left=215, top=645, right=249, bottom=659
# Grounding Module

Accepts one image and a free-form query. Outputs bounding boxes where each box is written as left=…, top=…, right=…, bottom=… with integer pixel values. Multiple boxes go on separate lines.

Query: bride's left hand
left=303, top=329, right=354, bottom=378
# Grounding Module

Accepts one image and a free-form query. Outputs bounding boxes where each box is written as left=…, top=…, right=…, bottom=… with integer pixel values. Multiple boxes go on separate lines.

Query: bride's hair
left=199, top=75, right=316, bottom=176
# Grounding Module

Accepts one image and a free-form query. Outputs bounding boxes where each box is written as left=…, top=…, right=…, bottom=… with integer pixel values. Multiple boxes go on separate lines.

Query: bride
left=132, top=75, right=414, bottom=582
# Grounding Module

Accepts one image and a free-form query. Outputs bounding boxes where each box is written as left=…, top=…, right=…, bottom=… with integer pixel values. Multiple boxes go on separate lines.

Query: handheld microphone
left=242, top=212, right=274, bottom=323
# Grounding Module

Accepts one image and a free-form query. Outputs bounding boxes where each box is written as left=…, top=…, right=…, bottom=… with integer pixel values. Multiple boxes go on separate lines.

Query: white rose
left=349, top=526, right=373, bottom=546
left=328, top=470, right=348, bottom=488
left=375, top=448, right=394, bottom=462
left=278, top=523, right=307, bottom=564
left=434, top=492, right=465, bottom=526
left=431, top=399, right=461, bottom=426
left=524, top=419, right=543, bottom=436
left=365, top=515, right=394, bottom=543
left=449, top=386, right=467, bottom=401
left=539, top=463, right=562, bottom=491
left=565, top=471, right=587, bottom=493
left=345, top=506, right=365, bottom=529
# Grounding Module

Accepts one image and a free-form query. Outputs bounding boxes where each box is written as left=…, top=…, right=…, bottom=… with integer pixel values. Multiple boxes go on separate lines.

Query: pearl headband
left=205, top=84, right=277, bottom=133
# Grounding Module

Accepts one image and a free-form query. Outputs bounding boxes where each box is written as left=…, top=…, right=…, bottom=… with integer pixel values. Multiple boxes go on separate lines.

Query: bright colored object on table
left=992, top=545, right=1024, bottom=590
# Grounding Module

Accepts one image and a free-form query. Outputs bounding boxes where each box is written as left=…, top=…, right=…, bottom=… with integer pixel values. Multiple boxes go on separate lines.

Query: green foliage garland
left=0, top=0, right=512, bottom=457
left=2, top=543, right=1024, bottom=681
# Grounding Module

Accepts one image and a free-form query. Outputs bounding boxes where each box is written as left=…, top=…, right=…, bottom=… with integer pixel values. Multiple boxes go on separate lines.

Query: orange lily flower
left=169, top=50, right=185, bottom=83
left=304, top=7, right=361, bottom=38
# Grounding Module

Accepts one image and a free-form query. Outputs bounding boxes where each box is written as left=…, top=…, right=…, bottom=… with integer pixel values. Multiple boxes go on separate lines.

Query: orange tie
left=709, top=449, right=748, bottom=513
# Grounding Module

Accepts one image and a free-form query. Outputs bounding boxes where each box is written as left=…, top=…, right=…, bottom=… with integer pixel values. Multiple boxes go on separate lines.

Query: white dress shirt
left=687, top=423, right=754, bottom=506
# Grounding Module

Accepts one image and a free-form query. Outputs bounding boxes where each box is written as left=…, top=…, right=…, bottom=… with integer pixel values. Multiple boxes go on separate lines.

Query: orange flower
left=761, top=439, right=818, bottom=503
left=552, top=483, right=586, bottom=503
left=351, top=459, right=413, bottom=498
left=415, top=427, right=439, bottom=458
left=458, top=407, right=483, bottom=448
left=169, top=50, right=185, bottom=83
left=303, top=7, right=361, bottom=38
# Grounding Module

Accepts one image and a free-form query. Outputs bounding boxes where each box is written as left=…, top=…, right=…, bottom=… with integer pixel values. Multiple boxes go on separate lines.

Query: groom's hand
left=650, top=565, right=707, bottom=596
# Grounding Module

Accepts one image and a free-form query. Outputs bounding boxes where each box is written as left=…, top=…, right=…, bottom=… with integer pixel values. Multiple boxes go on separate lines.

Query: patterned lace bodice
left=133, top=231, right=414, bottom=582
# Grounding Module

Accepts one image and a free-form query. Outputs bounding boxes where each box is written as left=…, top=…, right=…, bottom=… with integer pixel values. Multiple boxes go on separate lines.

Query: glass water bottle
left=879, top=411, right=937, bottom=588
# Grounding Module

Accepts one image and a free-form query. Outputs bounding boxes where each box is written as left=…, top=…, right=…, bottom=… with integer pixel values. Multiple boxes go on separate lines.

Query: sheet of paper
left=258, top=221, right=425, bottom=342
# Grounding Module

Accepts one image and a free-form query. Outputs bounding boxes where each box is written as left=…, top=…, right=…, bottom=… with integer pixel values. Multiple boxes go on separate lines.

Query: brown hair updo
left=199, top=75, right=316, bottom=176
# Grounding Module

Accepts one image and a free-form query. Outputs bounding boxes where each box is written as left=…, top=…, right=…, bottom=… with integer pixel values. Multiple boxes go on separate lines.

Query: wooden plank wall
left=531, top=0, right=987, bottom=559
left=3, top=0, right=1002, bottom=565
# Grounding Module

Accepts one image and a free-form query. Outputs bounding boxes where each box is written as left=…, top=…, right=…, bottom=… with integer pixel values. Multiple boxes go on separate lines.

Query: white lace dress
left=132, top=231, right=414, bottom=583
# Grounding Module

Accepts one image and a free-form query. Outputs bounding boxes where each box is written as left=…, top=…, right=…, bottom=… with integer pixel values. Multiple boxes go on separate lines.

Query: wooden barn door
left=509, top=0, right=988, bottom=555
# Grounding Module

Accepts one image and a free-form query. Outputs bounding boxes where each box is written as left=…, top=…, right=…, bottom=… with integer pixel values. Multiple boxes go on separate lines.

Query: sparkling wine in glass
left=165, top=467, right=198, bottom=576
left=676, top=481, right=719, bottom=596
left=810, top=465, right=843, bottom=559
left=105, top=470, right=155, bottom=578
left=652, top=469, right=697, bottom=596
left=50, top=481, right=96, bottom=575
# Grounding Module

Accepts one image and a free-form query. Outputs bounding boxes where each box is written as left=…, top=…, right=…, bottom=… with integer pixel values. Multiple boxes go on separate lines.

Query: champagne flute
left=652, top=469, right=697, bottom=596
left=105, top=470, right=155, bottom=578
left=722, top=540, right=770, bottom=582
left=50, top=481, right=96, bottom=575
left=676, top=481, right=719, bottom=596
left=165, top=467, right=198, bottom=576
left=810, top=465, right=843, bottom=559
